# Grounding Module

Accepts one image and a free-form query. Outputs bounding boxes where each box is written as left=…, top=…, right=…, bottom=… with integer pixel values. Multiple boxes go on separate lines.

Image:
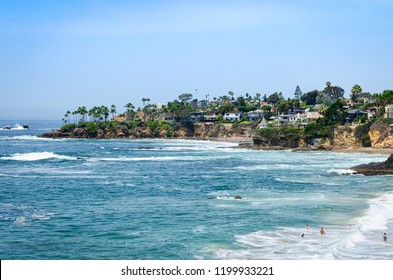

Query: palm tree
left=101, top=105, right=110, bottom=122
left=64, top=111, right=71, bottom=124
left=351, top=84, right=362, bottom=107
left=80, top=106, right=88, bottom=122
left=110, top=104, right=117, bottom=120
left=141, top=98, right=150, bottom=121
left=72, top=110, right=78, bottom=123
left=124, top=103, right=135, bottom=120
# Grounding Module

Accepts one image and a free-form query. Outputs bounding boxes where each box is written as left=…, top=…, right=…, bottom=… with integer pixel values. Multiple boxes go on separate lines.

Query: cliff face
left=331, top=125, right=362, bottom=148
left=193, top=123, right=254, bottom=139
left=252, top=125, right=362, bottom=149
left=369, top=122, right=393, bottom=148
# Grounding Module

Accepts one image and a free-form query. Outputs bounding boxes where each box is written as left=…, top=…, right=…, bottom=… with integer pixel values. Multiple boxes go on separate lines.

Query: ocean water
left=1, top=120, right=393, bottom=260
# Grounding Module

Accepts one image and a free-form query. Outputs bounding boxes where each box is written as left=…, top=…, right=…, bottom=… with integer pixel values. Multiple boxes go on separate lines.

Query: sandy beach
left=331, top=147, right=393, bottom=155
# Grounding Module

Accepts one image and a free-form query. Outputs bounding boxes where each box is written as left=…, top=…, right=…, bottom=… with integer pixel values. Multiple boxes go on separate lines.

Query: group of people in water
left=301, top=224, right=388, bottom=242
left=301, top=224, right=325, bottom=237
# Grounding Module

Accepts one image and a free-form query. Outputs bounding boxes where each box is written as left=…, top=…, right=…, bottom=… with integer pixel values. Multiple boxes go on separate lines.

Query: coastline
left=182, top=137, right=393, bottom=155
left=40, top=128, right=393, bottom=155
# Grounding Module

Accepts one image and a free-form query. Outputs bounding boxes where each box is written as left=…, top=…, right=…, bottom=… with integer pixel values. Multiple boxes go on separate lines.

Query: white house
left=223, top=112, right=242, bottom=121
left=385, top=105, right=393, bottom=118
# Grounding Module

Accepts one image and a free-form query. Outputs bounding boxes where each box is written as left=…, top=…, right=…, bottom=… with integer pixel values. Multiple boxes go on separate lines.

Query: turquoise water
left=1, top=120, right=393, bottom=259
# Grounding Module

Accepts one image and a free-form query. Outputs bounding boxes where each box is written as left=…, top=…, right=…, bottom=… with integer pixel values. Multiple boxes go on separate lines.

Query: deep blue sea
left=1, top=120, right=393, bottom=260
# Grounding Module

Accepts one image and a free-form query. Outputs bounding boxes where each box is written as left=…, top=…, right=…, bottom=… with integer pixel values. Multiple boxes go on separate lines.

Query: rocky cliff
left=41, top=122, right=255, bottom=141
left=369, top=122, right=393, bottom=148
left=330, top=125, right=362, bottom=148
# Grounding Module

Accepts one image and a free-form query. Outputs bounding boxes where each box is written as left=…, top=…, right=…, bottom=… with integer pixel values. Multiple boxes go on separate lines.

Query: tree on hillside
left=321, top=83, right=344, bottom=105
left=267, top=92, right=282, bottom=105
left=178, top=93, right=193, bottom=104
left=124, top=103, right=135, bottom=120
left=64, top=111, right=71, bottom=124
left=101, top=105, right=110, bottom=122
left=351, top=84, right=362, bottom=105
left=142, top=98, right=150, bottom=108
left=381, top=90, right=393, bottom=105
left=294, top=86, right=302, bottom=100
left=276, top=99, right=290, bottom=114
left=217, top=102, right=236, bottom=115
left=288, top=98, right=301, bottom=111
left=79, top=106, right=88, bottom=122
left=110, top=104, right=117, bottom=119
left=301, top=90, right=319, bottom=105
left=319, top=100, right=347, bottom=126
left=141, top=98, right=150, bottom=121
left=145, top=104, right=158, bottom=121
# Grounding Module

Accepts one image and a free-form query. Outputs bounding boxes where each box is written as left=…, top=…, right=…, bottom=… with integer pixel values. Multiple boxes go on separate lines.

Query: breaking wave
left=1, top=152, right=76, bottom=161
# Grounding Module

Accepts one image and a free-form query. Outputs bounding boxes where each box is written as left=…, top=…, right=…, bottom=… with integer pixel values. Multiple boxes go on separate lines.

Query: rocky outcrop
left=351, top=154, right=393, bottom=175
left=41, top=122, right=254, bottom=140
left=369, top=122, right=393, bottom=148
left=253, top=136, right=300, bottom=148
left=331, top=125, right=362, bottom=148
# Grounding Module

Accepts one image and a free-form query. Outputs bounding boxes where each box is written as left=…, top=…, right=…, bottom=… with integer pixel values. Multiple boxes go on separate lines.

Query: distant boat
left=23, top=124, right=29, bottom=129
left=2, top=125, right=11, bottom=130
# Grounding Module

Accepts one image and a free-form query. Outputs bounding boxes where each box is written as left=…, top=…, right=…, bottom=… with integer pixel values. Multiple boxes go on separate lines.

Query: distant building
left=246, top=110, right=264, bottom=121
left=385, top=105, right=393, bottom=118
left=223, top=112, right=242, bottom=122
left=346, top=109, right=368, bottom=123
left=203, top=114, right=218, bottom=122
left=259, top=117, right=268, bottom=128
left=190, top=112, right=205, bottom=123
left=305, top=111, right=322, bottom=122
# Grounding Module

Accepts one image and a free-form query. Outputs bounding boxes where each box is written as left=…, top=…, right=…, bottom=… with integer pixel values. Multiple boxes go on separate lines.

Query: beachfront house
left=246, top=110, right=264, bottom=121
left=190, top=112, right=205, bottom=123
left=385, top=105, right=393, bottom=118
left=223, top=112, right=242, bottom=122
left=203, top=113, right=218, bottom=122
left=345, top=109, right=368, bottom=123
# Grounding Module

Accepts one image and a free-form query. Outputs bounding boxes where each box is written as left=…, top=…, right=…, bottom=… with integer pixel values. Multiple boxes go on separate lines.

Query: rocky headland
left=350, top=154, right=393, bottom=175
left=40, top=122, right=255, bottom=143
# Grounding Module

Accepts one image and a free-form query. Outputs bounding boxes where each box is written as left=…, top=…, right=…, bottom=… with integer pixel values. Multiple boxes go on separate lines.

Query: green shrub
left=355, top=122, right=373, bottom=147
left=61, top=123, right=77, bottom=131
left=304, top=122, right=328, bottom=140
left=86, top=122, right=98, bottom=135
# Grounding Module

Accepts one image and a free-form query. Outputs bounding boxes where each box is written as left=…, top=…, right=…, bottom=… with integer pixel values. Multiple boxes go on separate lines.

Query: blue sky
left=1, top=0, right=392, bottom=120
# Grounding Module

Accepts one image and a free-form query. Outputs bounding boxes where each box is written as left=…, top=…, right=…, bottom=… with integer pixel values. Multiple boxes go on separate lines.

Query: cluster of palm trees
left=63, top=105, right=117, bottom=124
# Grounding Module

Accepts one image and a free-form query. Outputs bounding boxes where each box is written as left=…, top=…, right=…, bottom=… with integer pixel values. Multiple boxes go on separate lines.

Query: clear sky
left=1, top=0, right=392, bottom=120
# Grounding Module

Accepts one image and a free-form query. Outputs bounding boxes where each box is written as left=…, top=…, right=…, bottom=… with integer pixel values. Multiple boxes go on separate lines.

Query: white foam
left=212, top=225, right=359, bottom=260
left=88, top=155, right=233, bottom=162
left=12, top=124, right=26, bottom=130
left=327, top=169, right=357, bottom=175
left=235, top=165, right=268, bottom=171
left=354, top=192, right=393, bottom=231
left=1, top=152, right=75, bottom=161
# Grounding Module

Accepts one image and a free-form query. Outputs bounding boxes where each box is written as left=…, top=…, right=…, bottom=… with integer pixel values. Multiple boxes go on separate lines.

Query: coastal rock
left=350, top=154, right=393, bottom=175
left=332, top=125, right=362, bottom=148
left=369, top=123, right=393, bottom=148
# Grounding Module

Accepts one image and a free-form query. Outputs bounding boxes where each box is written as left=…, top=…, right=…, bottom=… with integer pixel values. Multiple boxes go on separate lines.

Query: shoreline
left=40, top=132, right=393, bottom=155
left=169, top=137, right=393, bottom=155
